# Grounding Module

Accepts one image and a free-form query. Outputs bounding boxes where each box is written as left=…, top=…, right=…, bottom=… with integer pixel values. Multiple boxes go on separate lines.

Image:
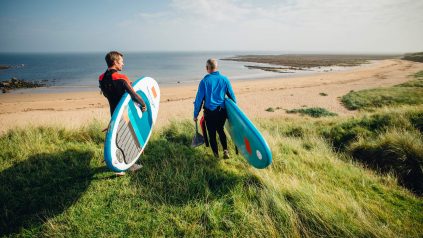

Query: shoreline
left=1, top=59, right=422, bottom=134
left=4, top=59, right=378, bottom=95
left=1, top=57, right=381, bottom=95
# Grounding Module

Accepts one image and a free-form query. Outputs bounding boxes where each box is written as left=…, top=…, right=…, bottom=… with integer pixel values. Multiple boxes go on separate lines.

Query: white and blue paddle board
left=225, top=98, right=272, bottom=169
left=104, top=76, right=160, bottom=172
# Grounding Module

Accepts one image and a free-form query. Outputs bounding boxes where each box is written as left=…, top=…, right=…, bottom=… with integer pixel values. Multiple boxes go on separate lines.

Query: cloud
left=115, top=0, right=423, bottom=52
left=138, top=11, right=170, bottom=20
left=2, top=0, right=422, bottom=52
left=170, top=0, right=252, bottom=22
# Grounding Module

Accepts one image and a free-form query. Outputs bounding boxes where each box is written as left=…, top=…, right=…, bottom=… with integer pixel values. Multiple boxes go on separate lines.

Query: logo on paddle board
left=256, top=150, right=262, bottom=160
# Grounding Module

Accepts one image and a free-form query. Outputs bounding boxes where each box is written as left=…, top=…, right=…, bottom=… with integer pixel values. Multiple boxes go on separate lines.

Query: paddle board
left=104, top=76, right=160, bottom=172
left=225, top=98, right=272, bottom=169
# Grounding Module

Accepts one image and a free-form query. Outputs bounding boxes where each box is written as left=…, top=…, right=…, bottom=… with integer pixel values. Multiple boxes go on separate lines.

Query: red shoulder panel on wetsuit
left=112, top=72, right=130, bottom=84
left=99, top=73, right=105, bottom=81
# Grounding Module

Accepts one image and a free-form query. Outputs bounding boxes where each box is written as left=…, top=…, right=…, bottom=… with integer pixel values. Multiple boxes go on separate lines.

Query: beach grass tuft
left=286, top=107, right=337, bottom=117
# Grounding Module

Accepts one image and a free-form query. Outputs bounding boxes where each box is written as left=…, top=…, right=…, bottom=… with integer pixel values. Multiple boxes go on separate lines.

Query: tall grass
left=349, top=128, right=423, bottom=194
left=316, top=106, right=423, bottom=194
left=1, top=112, right=422, bottom=237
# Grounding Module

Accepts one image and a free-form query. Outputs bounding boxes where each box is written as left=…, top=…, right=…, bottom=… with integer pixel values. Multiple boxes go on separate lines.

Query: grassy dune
left=403, top=52, right=423, bottom=63
left=1, top=70, right=422, bottom=237
left=342, top=71, right=423, bottom=110
left=1, top=109, right=422, bottom=237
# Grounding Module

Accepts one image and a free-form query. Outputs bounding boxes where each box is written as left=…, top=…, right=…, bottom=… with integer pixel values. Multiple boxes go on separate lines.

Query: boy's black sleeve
left=122, top=80, right=146, bottom=107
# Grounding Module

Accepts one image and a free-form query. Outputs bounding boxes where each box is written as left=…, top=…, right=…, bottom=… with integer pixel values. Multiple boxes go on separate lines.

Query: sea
left=0, top=52, right=278, bottom=92
left=0, top=51, right=361, bottom=93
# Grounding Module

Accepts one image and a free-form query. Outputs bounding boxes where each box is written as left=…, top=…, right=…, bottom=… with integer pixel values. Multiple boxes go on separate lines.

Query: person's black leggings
left=204, top=107, right=228, bottom=156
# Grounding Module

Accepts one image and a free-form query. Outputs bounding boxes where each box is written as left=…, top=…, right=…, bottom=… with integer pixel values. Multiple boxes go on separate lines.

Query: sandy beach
left=0, top=59, right=422, bottom=134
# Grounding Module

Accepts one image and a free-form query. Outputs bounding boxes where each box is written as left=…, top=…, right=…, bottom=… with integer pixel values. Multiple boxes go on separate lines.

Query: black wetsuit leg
left=204, top=107, right=227, bottom=156
left=108, top=98, right=119, bottom=116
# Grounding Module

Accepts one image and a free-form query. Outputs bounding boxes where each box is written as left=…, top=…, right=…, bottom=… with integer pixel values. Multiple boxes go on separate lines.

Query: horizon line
left=0, top=49, right=412, bottom=55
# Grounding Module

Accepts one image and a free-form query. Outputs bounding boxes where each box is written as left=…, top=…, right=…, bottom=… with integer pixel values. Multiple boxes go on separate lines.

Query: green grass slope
left=403, top=52, right=423, bottom=63
left=341, top=71, right=423, bottom=110
left=1, top=114, right=422, bottom=237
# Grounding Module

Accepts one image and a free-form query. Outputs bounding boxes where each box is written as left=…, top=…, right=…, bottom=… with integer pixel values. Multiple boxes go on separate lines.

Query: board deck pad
left=116, top=113, right=141, bottom=164
left=104, top=77, right=160, bottom=172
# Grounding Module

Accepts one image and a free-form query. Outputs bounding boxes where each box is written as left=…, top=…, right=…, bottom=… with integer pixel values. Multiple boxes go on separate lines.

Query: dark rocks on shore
left=0, top=64, right=25, bottom=70
left=245, top=65, right=302, bottom=73
left=0, top=65, right=11, bottom=70
left=0, top=78, right=46, bottom=93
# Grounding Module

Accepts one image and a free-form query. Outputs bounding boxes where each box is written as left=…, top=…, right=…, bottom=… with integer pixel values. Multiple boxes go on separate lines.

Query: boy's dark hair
left=105, top=51, right=123, bottom=67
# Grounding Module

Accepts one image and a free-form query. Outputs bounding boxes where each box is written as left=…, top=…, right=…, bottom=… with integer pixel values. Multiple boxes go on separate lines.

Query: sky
left=0, top=0, right=422, bottom=53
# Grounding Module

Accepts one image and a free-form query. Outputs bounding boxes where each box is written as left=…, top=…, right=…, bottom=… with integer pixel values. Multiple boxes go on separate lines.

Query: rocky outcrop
left=0, top=78, right=46, bottom=93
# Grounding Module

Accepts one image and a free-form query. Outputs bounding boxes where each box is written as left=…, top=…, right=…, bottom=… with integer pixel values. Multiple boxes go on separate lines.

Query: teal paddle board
left=225, top=98, right=272, bottom=169
left=104, top=76, right=160, bottom=172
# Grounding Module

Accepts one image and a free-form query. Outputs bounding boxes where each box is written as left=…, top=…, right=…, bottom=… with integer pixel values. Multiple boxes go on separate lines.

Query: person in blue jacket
left=193, top=58, right=236, bottom=159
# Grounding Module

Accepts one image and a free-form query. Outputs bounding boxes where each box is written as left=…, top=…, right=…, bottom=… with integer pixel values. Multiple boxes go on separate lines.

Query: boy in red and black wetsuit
left=99, top=51, right=146, bottom=115
left=99, top=51, right=146, bottom=174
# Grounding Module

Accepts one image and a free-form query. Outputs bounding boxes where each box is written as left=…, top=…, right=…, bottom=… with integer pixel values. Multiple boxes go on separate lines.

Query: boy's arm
left=226, top=79, right=236, bottom=103
left=112, top=72, right=147, bottom=111
left=193, top=80, right=205, bottom=119
left=123, top=80, right=147, bottom=112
